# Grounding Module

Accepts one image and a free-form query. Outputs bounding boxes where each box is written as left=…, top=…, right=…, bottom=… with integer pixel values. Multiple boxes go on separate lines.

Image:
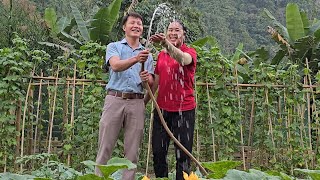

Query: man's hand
left=136, top=49, right=149, bottom=63
left=140, top=70, right=149, bottom=82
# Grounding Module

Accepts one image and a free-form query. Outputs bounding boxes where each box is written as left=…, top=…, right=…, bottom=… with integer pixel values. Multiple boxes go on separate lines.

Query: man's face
left=123, top=16, right=143, bottom=38
left=166, top=21, right=184, bottom=47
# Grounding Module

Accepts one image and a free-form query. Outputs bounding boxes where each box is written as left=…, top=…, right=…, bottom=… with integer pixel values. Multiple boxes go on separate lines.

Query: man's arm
left=109, top=50, right=149, bottom=72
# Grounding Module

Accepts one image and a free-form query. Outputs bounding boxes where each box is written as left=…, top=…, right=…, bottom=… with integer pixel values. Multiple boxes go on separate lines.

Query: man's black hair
left=121, top=12, right=143, bottom=26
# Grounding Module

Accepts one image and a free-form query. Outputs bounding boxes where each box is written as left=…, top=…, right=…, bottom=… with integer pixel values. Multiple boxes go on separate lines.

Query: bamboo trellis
left=9, top=71, right=320, bottom=173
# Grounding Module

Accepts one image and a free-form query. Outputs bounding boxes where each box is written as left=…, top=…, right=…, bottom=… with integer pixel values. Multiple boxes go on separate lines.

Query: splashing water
left=145, top=3, right=174, bottom=49
left=177, top=149, right=180, bottom=159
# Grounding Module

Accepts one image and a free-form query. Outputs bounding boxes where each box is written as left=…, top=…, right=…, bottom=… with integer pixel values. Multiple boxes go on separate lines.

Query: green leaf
left=223, top=169, right=281, bottom=180
left=90, top=0, right=122, bottom=45
left=286, top=3, right=305, bottom=41
left=77, top=174, right=104, bottom=180
left=38, top=42, right=71, bottom=52
left=309, top=20, right=320, bottom=34
left=314, top=28, right=320, bottom=44
left=271, top=50, right=286, bottom=65
left=63, top=18, right=77, bottom=34
left=70, top=3, right=90, bottom=42
left=232, top=43, right=243, bottom=63
left=57, top=17, right=71, bottom=33
left=0, top=172, right=36, bottom=180
left=279, top=172, right=294, bottom=180
left=202, top=160, right=241, bottom=178
left=191, top=36, right=217, bottom=47
left=107, top=157, right=136, bottom=170
left=95, top=157, right=136, bottom=179
left=44, top=8, right=58, bottom=34
left=300, top=11, right=309, bottom=35
left=295, top=169, right=320, bottom=180
left=63, top=144, right=72, bottom=151
left=60, top=31, right=83, bottom=45
left=81, top=160, right=97, bottom=167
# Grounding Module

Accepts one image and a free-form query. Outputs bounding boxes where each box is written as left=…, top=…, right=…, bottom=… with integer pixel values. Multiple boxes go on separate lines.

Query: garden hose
left=141, top=70, right=208, bottom=176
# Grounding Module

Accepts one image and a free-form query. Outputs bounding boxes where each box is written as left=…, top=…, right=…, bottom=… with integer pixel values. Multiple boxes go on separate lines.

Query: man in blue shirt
left=95, top=12, right=154, bottom=180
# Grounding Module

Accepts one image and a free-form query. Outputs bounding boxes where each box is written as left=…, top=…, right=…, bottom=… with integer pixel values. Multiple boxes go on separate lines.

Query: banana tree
left=264, top=3, right=320, bottom=75
left=44, top=0, right=122, bottom=47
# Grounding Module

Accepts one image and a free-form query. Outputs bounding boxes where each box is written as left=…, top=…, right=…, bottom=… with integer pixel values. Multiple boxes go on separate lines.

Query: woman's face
left=166, top=21, right=185, bottom=47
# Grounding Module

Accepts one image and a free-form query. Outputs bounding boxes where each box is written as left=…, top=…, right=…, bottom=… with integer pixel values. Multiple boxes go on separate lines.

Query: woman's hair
left=168, top=19, right=187, bottom=33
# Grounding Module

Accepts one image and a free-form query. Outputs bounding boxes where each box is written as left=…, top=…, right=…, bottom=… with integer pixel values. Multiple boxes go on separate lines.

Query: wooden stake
left=265, top=88, right=276, bottom=157
left=47, top=66, right=59, bottom=156
left=20, top=67, right=35, bottom=172
left=67, top=64, right=77, bottom=166
left=248, top=89, right=256, bottom=147
left=206, top=79, right=216, bottom=162
left=305, top=58, right=317, bottom=168
left=28, top=87, right=34, bottom=157
left=195, top=80, right=201, bottom=161
left=235, top=66, right=246, bottom=170
left=145, top=101, right=154, bottom=175
left=34, top=72, right=43, bottom=154
left=15, top=100, right=22, bottom=171
left=4, top=154, right=7, bottom=172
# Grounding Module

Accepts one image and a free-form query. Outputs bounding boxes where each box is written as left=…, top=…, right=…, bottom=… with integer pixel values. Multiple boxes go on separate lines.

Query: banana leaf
left=286, top=3, right=305, bottom=41
left=90, top=0, right=122, bottom=45
left=70, top=3, right=90, bottom=42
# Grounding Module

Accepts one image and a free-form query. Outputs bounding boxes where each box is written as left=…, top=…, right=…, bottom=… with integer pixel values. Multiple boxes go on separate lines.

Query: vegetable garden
left=0, top=0, right=319, bottom=179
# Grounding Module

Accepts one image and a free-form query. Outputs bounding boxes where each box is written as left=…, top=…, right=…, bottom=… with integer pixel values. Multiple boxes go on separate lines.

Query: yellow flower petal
left=189, top=172, right=199, bottom=180
left=183, top=171, right=189, bottom=180
left=142, top=175, right=150, bottom=180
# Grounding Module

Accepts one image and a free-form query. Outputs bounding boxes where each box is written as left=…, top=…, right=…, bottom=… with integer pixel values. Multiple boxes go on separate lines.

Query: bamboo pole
left=47, top=66, right=59, bottom=156
left=305, top=58, right=317, bottom=168
left=247, top=89, right=256, bottom=147
left=20, top=67, right=35, bottom=172
left=206, top=76, right=216, bottom=162
left=15, top=100, right=22, bottom=171
left=234, top=66, right=246, bottom=170
left=63, top=79, right=70, bottom=126
left=28, top=87, right=34, bottom=160
left=46, top=80, right=51, bottom=148
left=265, top=88, right=276, bottom=161
left=195, top=80, right=200, bottom=161
left=145, top=101, right=154, bottom=175
left=31, top=82, right=107, bottom=86
left=67, top=64, right=77, bottom=166
left=33, top=72, right=43, bottom=154
left=284, top=89, right=295, bottom=173
left=81, top=82, right=85, bottom=108
left=4, top=154, right=7, bottom=172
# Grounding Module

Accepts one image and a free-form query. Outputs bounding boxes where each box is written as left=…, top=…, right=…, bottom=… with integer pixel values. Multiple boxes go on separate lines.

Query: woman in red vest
left=141, top=20, right=197, bottom=180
